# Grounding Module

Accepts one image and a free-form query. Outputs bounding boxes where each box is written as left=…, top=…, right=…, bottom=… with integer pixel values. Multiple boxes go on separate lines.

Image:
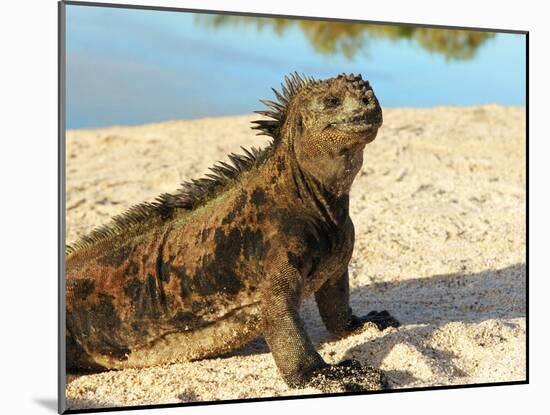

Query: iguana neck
left=264, top=143, right=351, bottom=228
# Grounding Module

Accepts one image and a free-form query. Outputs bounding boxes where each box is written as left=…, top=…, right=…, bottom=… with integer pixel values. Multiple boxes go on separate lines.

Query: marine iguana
left=65, top=72, right=399, bottom=392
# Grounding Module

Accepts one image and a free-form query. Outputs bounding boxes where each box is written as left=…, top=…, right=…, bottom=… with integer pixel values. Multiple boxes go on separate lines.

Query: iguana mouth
left=330, top=111, right=382, bottom=133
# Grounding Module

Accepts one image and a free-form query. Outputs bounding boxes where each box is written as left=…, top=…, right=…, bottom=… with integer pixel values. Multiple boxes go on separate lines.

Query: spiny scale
left=251, top=71, right=314, bottom=139
left=66, top=143, right=269, bottom=255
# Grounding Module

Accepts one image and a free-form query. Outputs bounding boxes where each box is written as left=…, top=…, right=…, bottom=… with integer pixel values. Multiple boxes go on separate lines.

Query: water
left=65, top=5, right=526, bottom=129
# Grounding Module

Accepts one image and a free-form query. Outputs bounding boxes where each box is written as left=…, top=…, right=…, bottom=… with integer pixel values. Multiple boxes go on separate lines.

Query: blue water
left=65, top=5, right=526, bottom=129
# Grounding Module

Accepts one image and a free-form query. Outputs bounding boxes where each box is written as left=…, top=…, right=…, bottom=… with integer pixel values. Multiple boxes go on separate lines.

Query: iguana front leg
left=261, top=260, right=326, bottom=386
left=315, top=270, right=400, bottom=337
left=261, top=260, right=388, bottom=392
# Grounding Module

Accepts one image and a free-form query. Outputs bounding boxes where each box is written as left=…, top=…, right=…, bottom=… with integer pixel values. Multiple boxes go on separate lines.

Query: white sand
left=65, top=105, right=526, bottom=410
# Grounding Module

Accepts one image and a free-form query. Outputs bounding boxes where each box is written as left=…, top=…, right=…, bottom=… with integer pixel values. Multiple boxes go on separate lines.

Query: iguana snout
left=325, top=74, right=382, bottom=138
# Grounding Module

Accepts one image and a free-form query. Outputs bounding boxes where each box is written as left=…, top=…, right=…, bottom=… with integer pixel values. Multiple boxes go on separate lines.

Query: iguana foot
left=306, top=360, right=387, bottom=392
left=348, top=310, right=400, bottom=332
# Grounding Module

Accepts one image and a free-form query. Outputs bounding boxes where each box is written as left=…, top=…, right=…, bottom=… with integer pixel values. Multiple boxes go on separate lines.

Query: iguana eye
left=324, top=96, right=341, bottom=108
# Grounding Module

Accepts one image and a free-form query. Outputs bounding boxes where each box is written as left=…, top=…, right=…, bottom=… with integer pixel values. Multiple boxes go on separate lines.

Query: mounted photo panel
left=58, top=1, right=527, bottom=412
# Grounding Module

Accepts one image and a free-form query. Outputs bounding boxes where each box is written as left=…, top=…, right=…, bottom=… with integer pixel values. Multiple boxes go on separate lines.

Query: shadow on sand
left=226, top=262, right=526, bottom=387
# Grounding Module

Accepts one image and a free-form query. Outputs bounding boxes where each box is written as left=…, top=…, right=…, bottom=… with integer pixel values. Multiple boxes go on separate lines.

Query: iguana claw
left=348, top=310, right=401, bottom=332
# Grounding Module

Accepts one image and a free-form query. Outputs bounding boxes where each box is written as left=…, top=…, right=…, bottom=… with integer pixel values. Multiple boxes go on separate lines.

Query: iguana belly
left=84, top=302, right=262, bottom=370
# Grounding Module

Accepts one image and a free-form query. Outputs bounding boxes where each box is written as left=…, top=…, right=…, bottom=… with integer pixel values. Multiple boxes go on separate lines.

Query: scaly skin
left=66, top=72, right=399, bottom=391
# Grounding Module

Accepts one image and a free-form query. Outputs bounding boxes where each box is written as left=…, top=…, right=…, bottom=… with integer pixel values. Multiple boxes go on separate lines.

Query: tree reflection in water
left=198, top=15, right=495, bottom=61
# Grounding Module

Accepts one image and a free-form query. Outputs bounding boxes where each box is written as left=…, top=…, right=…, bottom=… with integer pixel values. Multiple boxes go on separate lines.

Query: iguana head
left=253, top=73, right=383, bottom=193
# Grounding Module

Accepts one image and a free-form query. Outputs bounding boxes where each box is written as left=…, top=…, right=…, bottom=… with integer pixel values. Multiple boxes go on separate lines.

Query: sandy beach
left=65, top=105, right=526, bottom=410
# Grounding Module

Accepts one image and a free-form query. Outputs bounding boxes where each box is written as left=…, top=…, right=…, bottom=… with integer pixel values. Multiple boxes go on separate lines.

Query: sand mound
left=65, top=105, right=526, bottom=410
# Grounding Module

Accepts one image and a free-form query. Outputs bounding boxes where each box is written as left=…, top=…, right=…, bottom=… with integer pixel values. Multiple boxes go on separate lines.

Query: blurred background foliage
left=198, top=15, right=495, bottom=61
